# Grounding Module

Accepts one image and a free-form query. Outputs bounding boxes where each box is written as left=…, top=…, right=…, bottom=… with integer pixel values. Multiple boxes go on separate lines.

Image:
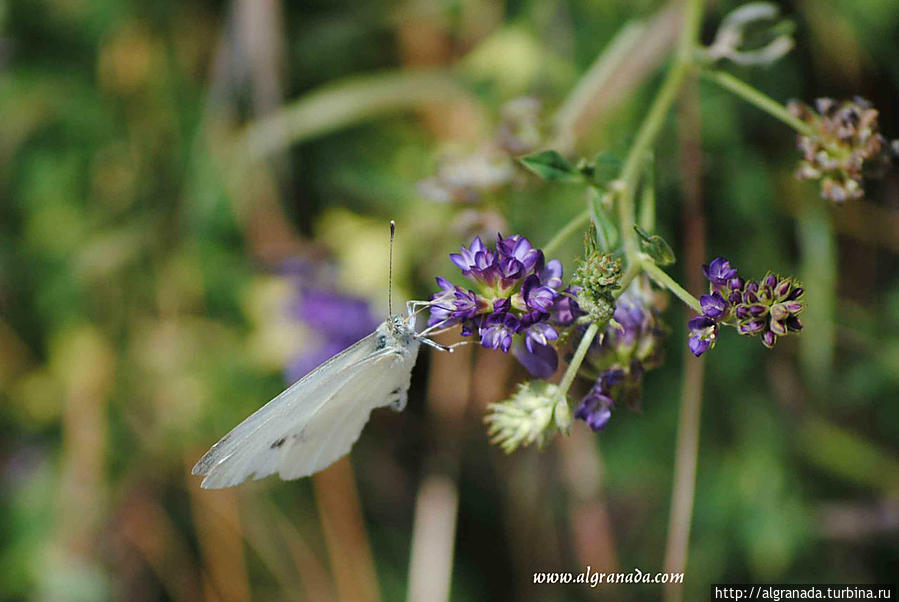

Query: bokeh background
left=1, top=0, right=898, bottom=600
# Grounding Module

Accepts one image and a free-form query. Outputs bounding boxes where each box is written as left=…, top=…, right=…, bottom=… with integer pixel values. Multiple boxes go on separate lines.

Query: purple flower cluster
left=688, top=257, right=805, bottom=357
left=574, top=279, right=667, bottom=431
left=429, top=234, right=570, bottom=378
left=282, top=259, right=379, bottom=382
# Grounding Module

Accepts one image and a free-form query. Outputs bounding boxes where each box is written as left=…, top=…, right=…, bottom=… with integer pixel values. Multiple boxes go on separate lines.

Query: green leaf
left=519, top=150, right=579, bottom=181
left=634, top=225, right=676, bottom=265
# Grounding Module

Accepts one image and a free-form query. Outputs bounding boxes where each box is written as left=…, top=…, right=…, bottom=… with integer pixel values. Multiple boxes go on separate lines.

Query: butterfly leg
left=418, top=337, right=471, bottom=354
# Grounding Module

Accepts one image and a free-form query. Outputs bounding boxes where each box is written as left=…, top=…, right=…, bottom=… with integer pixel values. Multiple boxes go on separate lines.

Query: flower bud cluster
left=688, top=257, right=805, bottom=356
left=788, top=97, right=896, bottom=204
left=571, top=251, right=622, bottom=325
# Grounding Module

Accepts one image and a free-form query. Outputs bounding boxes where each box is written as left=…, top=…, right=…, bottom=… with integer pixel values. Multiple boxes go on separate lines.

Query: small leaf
left=519, top=150, right=579, bottom=181
left=633, top=225, right=653, bottom=244
left=634, top=225, right=676, bottom=265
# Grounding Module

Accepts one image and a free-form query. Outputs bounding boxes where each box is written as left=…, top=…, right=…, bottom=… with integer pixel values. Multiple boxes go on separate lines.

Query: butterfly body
left=192, top=315, right=420, bottom=489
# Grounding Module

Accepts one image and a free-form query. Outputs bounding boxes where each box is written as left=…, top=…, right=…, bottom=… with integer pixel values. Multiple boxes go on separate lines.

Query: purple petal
left=512, top=339, right=558, bottom=378
left=524, top=322, right=558, bottom=351
left=700, top=292, right=728, bottom=320
left=689, top=316, right=716, bottom=331
left=688, top=334, right=711, bottom=357
left=539, top=259, right=563, bottom=289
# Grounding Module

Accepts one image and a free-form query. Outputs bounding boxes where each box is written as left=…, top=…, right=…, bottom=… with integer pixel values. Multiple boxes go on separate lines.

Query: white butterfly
left=192, top=302, right=452, bottom=489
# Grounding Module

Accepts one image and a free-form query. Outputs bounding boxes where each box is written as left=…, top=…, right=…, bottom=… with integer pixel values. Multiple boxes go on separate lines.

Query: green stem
left=700, top=70, right=813, bottom=136
left=558, top=322, right=600, bottom=396
left=641, top=259, right=703, bottom=314
left=543, top=209, right=590, bottom=257
left=639, top=153, right=656, bottom=232
left=616, top=0, right=705, bottom=268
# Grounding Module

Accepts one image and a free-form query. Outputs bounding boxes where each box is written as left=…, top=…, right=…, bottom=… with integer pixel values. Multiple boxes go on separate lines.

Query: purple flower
left=428, top=277, right=459, bottom=327
left=521, top=274, right=557, bottom=312
left=551, top=288, right=582, bottom=326
left=427, top=277, right=484, bottom=328
left=480, top=312, right=519, bottom=352
left=575, top=388, right=614, bottom=431
left=702, top=257, right=738, bottom=287
left=522, top=321, right=558, bottom=351
left=611, top=292, right=649, bottom=346
left=688, top=316, right=718, bottom=357
left=431, top=233, right=569, bottom=378
left=496, top=256, right=526, bottom=290
left=449, top=236, right=489, bottom=272
left=700, top=292, right=728, bottom=320
left=497, top=234, right=544, bottom=273
left=539, top=259, right=563, bottom=289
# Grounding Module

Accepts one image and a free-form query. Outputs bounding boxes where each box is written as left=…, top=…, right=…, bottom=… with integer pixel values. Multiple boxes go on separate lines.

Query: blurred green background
left=1, top=0, right=898, bottom=600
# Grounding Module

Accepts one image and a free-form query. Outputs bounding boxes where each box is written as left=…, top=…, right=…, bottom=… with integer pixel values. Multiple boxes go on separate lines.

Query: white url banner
left=533, top=566, right=685, bottom=588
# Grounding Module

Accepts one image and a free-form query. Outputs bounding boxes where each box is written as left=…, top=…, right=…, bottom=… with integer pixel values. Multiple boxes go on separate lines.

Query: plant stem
left=543, top=209, right=590, bottom=257
left=700, top=70, right=813, bottom=136
left=641, top=258, right=703, bottom=314
left=638, top=153, right=656, bottom=232
left=558, top=322, right=600, bottom=396
left=616, top=0, right=705, bottom=268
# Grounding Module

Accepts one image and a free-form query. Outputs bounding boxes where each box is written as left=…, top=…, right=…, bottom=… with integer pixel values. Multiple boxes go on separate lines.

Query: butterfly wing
left=278, top=347, right=418, bottom=480
left=192, top=322, right=419, bottom=489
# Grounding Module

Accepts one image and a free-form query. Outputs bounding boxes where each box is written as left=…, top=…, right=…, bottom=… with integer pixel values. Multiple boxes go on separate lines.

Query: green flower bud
left=572, top=230, right=622, bottom=324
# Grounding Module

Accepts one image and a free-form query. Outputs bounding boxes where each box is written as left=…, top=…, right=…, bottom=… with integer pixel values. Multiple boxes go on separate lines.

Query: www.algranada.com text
left=533, top=567, right=685, bottom=588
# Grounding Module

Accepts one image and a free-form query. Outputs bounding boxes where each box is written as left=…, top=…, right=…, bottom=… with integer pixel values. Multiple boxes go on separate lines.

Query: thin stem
left=558, top=322, right=600, bottom=396
left=641, top=259, right=703, bottom=314
left=638, top=153, right=656, bottom=232
left=700, top=70, right=813, bottom=136
left=543, top=209, right=590, bottom=257
left=616, top=0, right=705, bottom=268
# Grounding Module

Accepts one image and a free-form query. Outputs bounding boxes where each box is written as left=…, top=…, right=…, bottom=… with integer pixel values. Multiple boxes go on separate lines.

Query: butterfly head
left=388, top=314, right=417, bottom=340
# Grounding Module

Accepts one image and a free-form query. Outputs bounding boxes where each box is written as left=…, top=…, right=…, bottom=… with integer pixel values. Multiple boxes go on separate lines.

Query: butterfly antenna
left=388, top=220, right=395, bottom=318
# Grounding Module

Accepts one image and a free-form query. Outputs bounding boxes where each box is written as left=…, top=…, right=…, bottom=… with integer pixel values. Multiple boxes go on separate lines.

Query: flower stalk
left=616, top=0, right=705, bottom=271
left=558, top=322, right=600, bottom=396
left=641, top=258, right=703, bottom=314
left=700, top=69, right=813, bottom=135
